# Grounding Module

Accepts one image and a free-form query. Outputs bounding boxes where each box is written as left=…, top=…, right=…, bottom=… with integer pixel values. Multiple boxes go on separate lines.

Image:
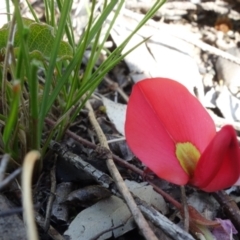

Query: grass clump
left=0, top=0, right=165, bottom=175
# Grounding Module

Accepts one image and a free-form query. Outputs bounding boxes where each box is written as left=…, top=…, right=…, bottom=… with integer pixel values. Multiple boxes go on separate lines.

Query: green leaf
left=0, top=18, right=73, bottom=62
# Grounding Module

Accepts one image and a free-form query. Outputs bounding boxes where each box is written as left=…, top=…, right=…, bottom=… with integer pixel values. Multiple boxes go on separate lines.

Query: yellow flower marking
left=176, top=142, right=201, bottom=177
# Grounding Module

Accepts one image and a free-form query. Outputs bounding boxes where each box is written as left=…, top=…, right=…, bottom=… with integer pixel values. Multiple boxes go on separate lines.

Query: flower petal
left=191, top=125, right=240, bottom=192
left=125, top=79, right=189, bottom=185
left=130, top=78, right=216, bottom=152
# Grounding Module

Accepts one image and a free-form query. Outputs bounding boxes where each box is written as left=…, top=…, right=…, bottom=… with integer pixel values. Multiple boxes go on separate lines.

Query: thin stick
left=45, top=117, right=143, bottom=176
left=22, top=151, right=40, bottom=240
left=181, top=186, right=189, bottom=232
left=85, top=100, right=158, bottom=240
left=44, top=156, right=57, bottom=231
left=35, top=211, right=64, bottom=240
left=0, top=167, right=21, bottom=191
left=104, top=76, right=129, bottom=103
left=0, top=154, right=10, bottom=182
left=213, top=191, right=240, bottom=234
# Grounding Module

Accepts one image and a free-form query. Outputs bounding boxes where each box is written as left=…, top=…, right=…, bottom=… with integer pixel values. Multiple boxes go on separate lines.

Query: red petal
left=125, top=79, right=189, bottom=185
left=130, top=78, right=216, bottom=152
left=191, top=125, right=240, bottom=192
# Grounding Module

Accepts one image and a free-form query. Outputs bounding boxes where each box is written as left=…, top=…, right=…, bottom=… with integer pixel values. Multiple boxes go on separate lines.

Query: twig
left=45, top=118, right=143, bottom=176
left=22, top=151, right=41, bottom=240
left=44, top=156, right=57, bottom=231
left=0, top=207, right=23, bottom=217
left=213, top=191, right=240, bottom=234
left=85, top=100, right=158, bottom=240
left=0, top=167, right=21, bottom=191
left=148, top=181, right=182, bottom=210
left=0, top=154, right=10, bottom=182
left=104, top=76, right=129, bottom=103
left=35, top=211, right=64, bottom=240
left=134, top=196, right=195, bottom=240
left=107, top=136, right=125, bottom=144
left=181, top=186, right=189, bottom=232
left=49, top=141, right=116, bottom=190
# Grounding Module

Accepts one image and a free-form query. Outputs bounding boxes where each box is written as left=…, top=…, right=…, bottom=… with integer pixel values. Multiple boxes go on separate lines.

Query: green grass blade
left=24, top=0, right=40, bottom=22
left=43, top=0, right=50, bottom=24
left=45, top=0, right=118, bottom=113
left=2, top=81, right=21, bottom=150
left=56, top=0, right=75, bottom=49
left=29, top=61, right=40, bottom=150
left=38, top=0, right=73, bottom=136
left=5, top=0, right=11, bottom=22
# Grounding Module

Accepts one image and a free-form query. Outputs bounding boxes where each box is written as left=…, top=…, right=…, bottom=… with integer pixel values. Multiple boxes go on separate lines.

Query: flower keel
left=191, top=125, right=240, bottom=192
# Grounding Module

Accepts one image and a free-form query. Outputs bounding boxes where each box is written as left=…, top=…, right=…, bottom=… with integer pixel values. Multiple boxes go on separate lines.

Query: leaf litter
left=2, top=0, right=240, bottom=239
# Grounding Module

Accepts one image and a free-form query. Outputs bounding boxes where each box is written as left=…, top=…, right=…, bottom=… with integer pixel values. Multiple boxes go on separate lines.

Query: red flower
left=125, top=78, right=240, bottom=192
